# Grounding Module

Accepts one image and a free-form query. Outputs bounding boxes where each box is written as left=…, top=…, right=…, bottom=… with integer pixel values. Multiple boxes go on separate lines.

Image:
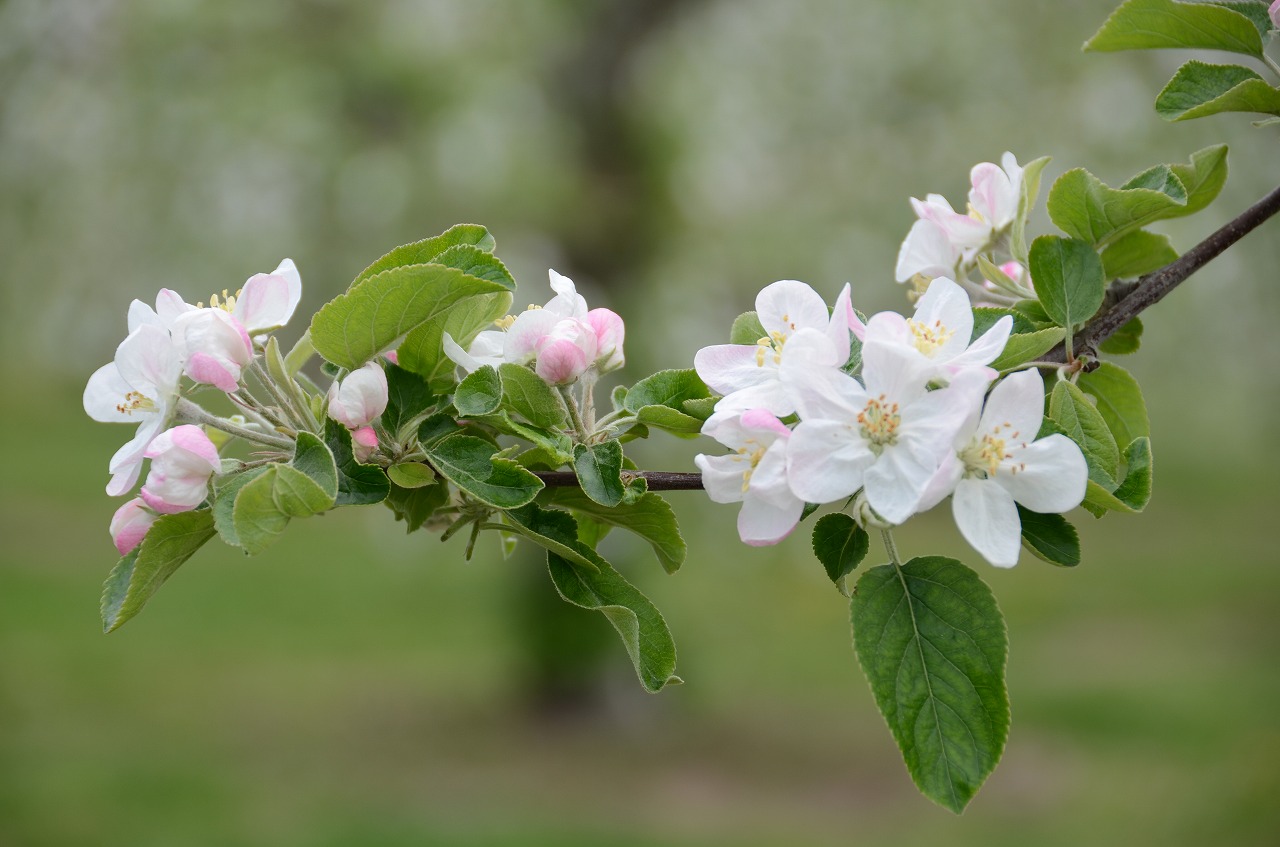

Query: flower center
left=907, top=318, right=955, bottom=357
left=493, top=314, right=516, bottom=330
left=735, top=442, right=767, bottom=491
left=196, top=288, right=242, bottom=311
left=959, top=421, right=1026, bottom=479
left=857, top=394, right=900, bottom=450
left=115, top=390, right=156, bottom=416
left=754, top=331, right=787, bottom=367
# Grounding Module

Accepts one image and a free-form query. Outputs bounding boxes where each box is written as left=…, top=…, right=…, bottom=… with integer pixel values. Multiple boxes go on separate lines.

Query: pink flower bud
left=351, top=425, right=379, bottom=463
left=174, top=309, right=253, bottom=393
left=139, top=425, right=220, bottom=514
left=327, top=362, right=389, bottom=429
left=110, top=498, right=158, bottom=556
left=585, top=308, right=625, bottom=373
left=1271, top=1, right=1280, bottom=29
left=999, top=261, right=1032, bottom=292
left=534, top=318, right=597, bottom=385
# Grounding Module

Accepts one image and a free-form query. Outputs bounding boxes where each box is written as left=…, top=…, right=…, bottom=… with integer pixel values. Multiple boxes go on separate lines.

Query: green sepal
left=325, top=419, right=391, bottom=506
left=852, top=557, right=1009, bottom=814
left=811, top=513, right=869, bottom=594
left=546, top=488, right=687, bottom=574
left=454, top=365, right=503, bottom=417
left=729, top=311, right=767, bottom=344
left=1017, top=506, right=1081, bottom=567
left=101, top=509, right=217, bottom=633
left=424, top=435, right=543, bottom=509
left=572, top=441, right=626, bottom=507
left=1084, top=0, right=1265, bottom=59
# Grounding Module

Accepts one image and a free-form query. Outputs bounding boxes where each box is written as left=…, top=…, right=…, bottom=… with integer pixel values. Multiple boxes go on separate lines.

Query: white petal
left=863, top=439, right=939, bottom=525
left=442, top=332, right=480, bottom=373
left=234, top=272, right=294, bottom=334
left=827, top=283, right=857, bottom=356
left=694, top=344, right=771, bottom=395
left=787, top=420, right=873, bottom=503
left=503, top=308, right=560, bottom=364
left=783, top=364, right=864, bottom=422
left=779, top=326, right=840, bottom=368
left=895, top=219, right=958, bottom=282
left=694, top=453, right=748, bottom=504
left=737, top=494, right=804, bottom=547
left=114, top=324, right=182, bottom=398
left=861, top=330, right=932, bottom=405
left=545, top=270, right=588, bottom=318
left=712, top=381, right=795, bottom=418
left=1000, top=434, right=1088, bottom=513
left=127, top=299, right=162, bottom=334
left=949, top=315, right=1013, bottom=369
left=916, top=450, right=963, bottom=513
left=912, top=277, right=974, bottom=361
left=105, top=417, right=162, bottom=496
left=953, top=477, right=1021, bottom=567
left=83, top=363, right=136, bottom=423
left=748, top=439, right=794, bottom=510
left=976, top=368, right=1045, bottom=444
left=468, top=330, right=507, bottom=367
left=755, top=280, right=830, bottom=335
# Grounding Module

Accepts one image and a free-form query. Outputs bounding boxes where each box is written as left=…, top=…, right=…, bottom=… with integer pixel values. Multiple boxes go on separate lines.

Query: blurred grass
left=2, top=372, right=1278, bottom=846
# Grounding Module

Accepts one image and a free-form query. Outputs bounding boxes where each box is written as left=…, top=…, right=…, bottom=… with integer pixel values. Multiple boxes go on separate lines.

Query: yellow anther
left=754, top=332, right=788, bottom=368
left=857, top=394, right=902, bottom=449
left=907, top=317, right=956, bottom=356
left=114, top=390, right=156, bottom=416
left=494, top=314, right=516, bottom=330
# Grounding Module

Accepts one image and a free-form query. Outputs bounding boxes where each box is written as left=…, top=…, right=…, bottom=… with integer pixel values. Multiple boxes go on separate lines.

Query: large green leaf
left=1098, top=317, right=1145, bottom=355
left=623, top=369, right=711, bottom=436
left=102, top=510, right=217, bottom=633
left=1047, top=146, right=1228, bottom=246
left=310, top=263, right=510, bottom=370
left=231, top=462, right=334, bottom=555
left=1100, top=230, right=1178, bottom=280
left=430, top=244, right=515, bottom=289
left=397, top=290, right=514, bottom=390
left=811, top=513, right=869, bottom=592
left=1155, top=61, right=1280, bottom=121
left=498, top=363, right=568, bottom=430
left=424, top=435, right=543, bottom=509
left=351, top=224, right=496, bottom=286
left=852, top=557, right=1009, bottom=814
left=492, top=504, right=600, bottom=571
left=382, top=364, right=438, bottom=439
left=1084, top=0, right=1265, bottom=58
left=546, top=488, right=687, bottom=574
left=1050, top=380, right=1121, bottom=486
left=573, top=441, right=626, bottom=507
left=1077, top=363, right=1151, bottom=448
left=1028, top=236, right=1106, bottom=331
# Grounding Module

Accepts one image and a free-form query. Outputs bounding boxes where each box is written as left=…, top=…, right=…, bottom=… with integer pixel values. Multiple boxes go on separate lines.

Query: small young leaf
left=1050, top=380, right=1121, bottom=485
left=1012, top=299, right=1057, bottom=329
left=729, top=311, right=767, bottom=345
left=1077, top=362, right=1151, bottom=448
left=1098, top=317, right=1144, bottom=355
left=424, top=435, right=543, bottom=509
left=291, top=431, right=339, bottom=501
left=102, top=509, right=217, bottom=633
left=498, top=363, right=568, bottom=429
left=1085, top=436, right=1154, bottom=515
left=325, top=419, right=391, bottom=506
left=1017, top=506, right=1081, bottom=567
left=681, top=397, right=718, bottom=421
left=811, top=513, right=869, bottom=589
left=1011, top=155, right=1052, bottom=264
left=972, top=307, right=1035, bottom=340
left=351, top=224, right=496, bottom=286
left=991, top=328, right=1066, bottom=371
left=383, top=481, right=450, bottom=532
left=572, top=441, right=626, bottom=507
left=1101, top=231, right=1178, bottom=280
left=623, top=369, right=711, bottom=413
left=547, top=488, right=687, bottom=574
left=1155, top=60, right=1280, bottom=122
left=212, top=466, right=269, bottom=547
left=382, top=364, right=438, bottom=438
left=852, top=557, right=1009, bottom=814
left=398, top=291, right=514, bottom=390
left=232, top=463, right=334, bottom=555
left=454, top=365, right=503, bottom=417
left=387, top=462, right=437, bottom=489
left=1029, top=236, right=1106, bottom=330
left=1084, top=0, right=1265, bottom=58
left=636, top=404, right=705, bottom=436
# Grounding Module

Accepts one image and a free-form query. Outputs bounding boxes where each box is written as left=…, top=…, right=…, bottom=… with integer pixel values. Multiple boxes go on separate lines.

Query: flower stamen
left=856, top=394, right=901, bottom=451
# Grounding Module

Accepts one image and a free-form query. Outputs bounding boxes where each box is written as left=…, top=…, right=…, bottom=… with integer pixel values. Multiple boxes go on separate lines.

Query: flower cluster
left=444, top=270, right=625, bottom=386
left=694, top=277, right=1087, bottom=567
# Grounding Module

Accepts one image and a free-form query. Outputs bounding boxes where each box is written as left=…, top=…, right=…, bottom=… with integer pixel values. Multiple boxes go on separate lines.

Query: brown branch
left=534, top=470, right=704, bottom=491
left=1045, top=182, right=1280, bottom=364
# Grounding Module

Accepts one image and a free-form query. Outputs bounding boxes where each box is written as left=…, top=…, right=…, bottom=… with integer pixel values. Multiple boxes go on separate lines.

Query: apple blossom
left=83, top=323, right=184, bottom=496
left=863, top=276, right=1012, bottom=382
left=109, top=498, right=159, bottom=556
left=895, top=219, right=963, bottom=283
left=585, top=308, right=625, bottom=373
left=695, top=280, right=856, bottom=417
left=968, top=152, right=1023, bottom=234
left=351, top=425, right=379, bottom=463
left=232, top=258, right=302, bottom=335
left=1270, top=0, right=1279, bottom=30
left=534, top=317, right=598, bottom=385
left=172, top=307, right=254, bottom=393
left=327, top=362, right=389, bottom=429
left=917, top=369, right=1087, bottom=567
left=695, top=409, right=805, bottom=546
left=139, top=425, right=221, bottom=514
left=786, top=342, right=989, bottom=524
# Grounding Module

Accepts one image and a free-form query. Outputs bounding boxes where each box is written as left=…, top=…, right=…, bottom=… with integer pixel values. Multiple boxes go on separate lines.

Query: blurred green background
left=3, top=1, right=1279, bottom=844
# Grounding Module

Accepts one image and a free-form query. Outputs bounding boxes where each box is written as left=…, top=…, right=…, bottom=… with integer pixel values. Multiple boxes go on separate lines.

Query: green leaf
left=729, top=311, right=767, bottom=344
left=1050, top=380, right=1121, bottom=486
left=811, top=513, right=869, bottom=592
left=545, top=488, right=687, bottom=574
left=498, top=363, right=568, bottom=429
left=1077, top=362, right=1151, bottom=448
left=1101, top=231, right=1178, bottom=280
left=1098, top=317, right=1145, bottom=355
left=1084, top=0, right=1264, bottom=58
left=1012, top=299, right=1056, bottom=329
left=1047, top=146, right=1229, bottom=246
left=972, top=307, right=1034, bottom=340
left=430, top=243, right=515, bottom=289
left=102, top=510, right=217, bottom=633
left=232, top=462, right=334, bottom=555
left=1017, top=506, right=1081, bottom=567
left=493, top=504, right=600, bottom=572
left=681, top=397, right=718, bottom=421
left=325, top=419, right=391, bottom=506
left=572, top=441, right=626, bottom=508
left=387, top=462, right=437, bottom=489
left=383, top=481, right=450, bottom=532
left=1155, top=60, right=1280, bottom=121
left=1083, top=437, right=1153, bottom=516
left=212, top=466, right=269, bottom=547
left=1029, top=236, right=1107, bottom=330
left=424, top=435, right=543, bottom=509
left=1206, top=1, right=1277, bottom=37
left=636, top=404, right=705, bottom=436
left=991, top=328, right=1066, bottom=371
left=623, top=369, right=711, bottom=413
left=398, top=291, right=514, bottom=390
left=291, top=431, right=338, bottom=501
left=310, top=263, right=510, bottom=370
left=352, top=224, right=496, bottom=286
left=382, top=364, right=438, bottom=438
left=1011, top=155, right=1052, bottom=264
left=852, top=557, right=1009, bottom=814
left=454, top=365, right=503, bottom=417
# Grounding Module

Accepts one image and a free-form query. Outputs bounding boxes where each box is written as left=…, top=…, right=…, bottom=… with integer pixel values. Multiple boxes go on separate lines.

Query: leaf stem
left=176, top=398, right=295, bottom=450
left=558, top=384, right=588, bottom=440
left=881, top=529, right=903, bottom=567
left=1262, top=52, right=1280, bottom=82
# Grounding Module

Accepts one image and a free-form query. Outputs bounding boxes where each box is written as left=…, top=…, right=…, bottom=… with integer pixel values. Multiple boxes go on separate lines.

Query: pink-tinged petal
left=269, top=258, right=302, bottom=311
left=787, top=420, right=873, bottom=504
left=999, top=434, right=1088, bottom=513
left=175, top=310, right=252, bottom=392
left=755, top=280, right=830, bottom=336
left=585, top=308, right=625, bottom=372
left=234, top=272, right=294, bottom=334
left=827, top=283, right=858, bottom=353
left=694, top=344, right=770, bottom=395
left=895, top=219, right=958, bottom=282
left=916, top=451, right=964, bottom=514
left=114, top=324, right=183, bottom=399
left=737, top=494, right=804, bottom=547
left=1271, top=0, right=1280, bottom=29
left=110, top=498, right=158, bottom=556
left=545, top=269, right=588, bottom=318
left=694, top=452, right=749, bottom=504
left=383, top=350, right=399, bottom=365
left=145, top=425, right=220, bottom=470
left=739, top=409, right=791, bottom=441
left=969, top=161, right=1018, bottom=230
left=911, top=194, right=990, bottom=248
left=503, top=308, right=560, bottom=364
left=105, top=419, right=161, bottom=496
left=327, top=362, right=389, bottom=429
left=351, top=425, right=379, bottom=463
left=155, top=289, right=195, bottom=327
left=186, top=351, right=241, bottom=393
left=976, top=368, right=1045, bottom=445
left=84, top=363, right=137, bottom=423
left=953, top=477, right=1021, bottom=567
left=535, top=339, right=591, bottom=385
left=784, top=364, right=864, bottom=422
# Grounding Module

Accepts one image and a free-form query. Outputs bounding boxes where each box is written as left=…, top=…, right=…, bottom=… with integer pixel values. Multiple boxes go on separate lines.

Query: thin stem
left=880, top=529, right=903, bottom=567
left=1263, top=52, right=1280, bottom=82
left=1045, top=181, right=1280, bottom=363
left=176, top=398, right=295, bottom=450
left=250, top=359, right=309, bottom=431
left=533, top=470, right=704, bottom=491
left=558, top=384, right=587, bottom=440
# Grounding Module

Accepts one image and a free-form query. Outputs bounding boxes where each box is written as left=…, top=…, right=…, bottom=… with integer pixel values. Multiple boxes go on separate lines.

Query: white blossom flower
left=139, top=425, right=220, bottom=514
left=917, top=368, right=1087, bottom=567
left=695, top=409, right=805, bottom=546
left=968, top=152, right=1023, bottom=234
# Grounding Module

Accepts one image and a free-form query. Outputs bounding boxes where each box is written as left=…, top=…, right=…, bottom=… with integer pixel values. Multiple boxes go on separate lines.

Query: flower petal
left=953, top=476, right=1021, bottom=567
left=755, top=279, right=830, bottom=336
left=895, top=219, right=958, bottom=282
left=694, top=452, right=749, bottom=504
left=84, top=363, right=137, bottom=423
left=1000, top=434, right=1088, bottom=513
left=737, top=493, right=804, bottom=547
left=694, top=343, right=770, bottom=395
left=787, top=420, right=872, bottom=504
left=977, top=368, right=1045, bottom=444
